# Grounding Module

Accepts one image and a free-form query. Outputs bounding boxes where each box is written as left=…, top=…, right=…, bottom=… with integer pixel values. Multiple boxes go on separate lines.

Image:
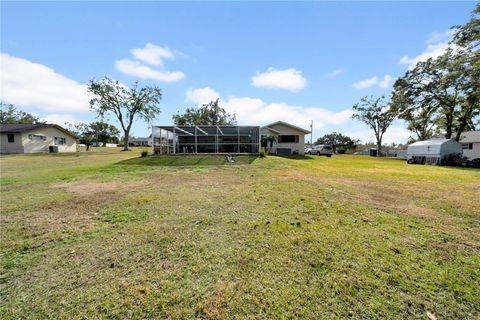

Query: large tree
left=393, top=49, right=479, bottom=140
left=172, top=99, right=236, bottom=126
left=393, top=4, right=480, bottom=141
left=0, top=103, right=39, bottom=124
left=88, top=121, right=120, bottom=146
left=314, top=132, right=358, bottom=153
left=351, top=96, right=397, bottom=157
left=88, top=78, right=162, bottom=151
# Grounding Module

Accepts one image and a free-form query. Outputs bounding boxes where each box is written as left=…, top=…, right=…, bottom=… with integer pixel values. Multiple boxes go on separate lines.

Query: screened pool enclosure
left=152, top=126, right=261, bottom=154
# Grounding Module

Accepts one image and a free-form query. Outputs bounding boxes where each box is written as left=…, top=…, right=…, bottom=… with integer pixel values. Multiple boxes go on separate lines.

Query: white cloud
left=115, top=59, right=185, bottom=82
left=344, top=124, right=411, bottom=144
left=327, top=68, right=345, bottom=77
left=224, top=98, right=352, bottom=129
left=378, top=75, right=392, bottom=89
left=352, top=75, right=392, bottom=89
left=0, top=53, right=90, bottom=113
left=131, top=43, right=174, bottom=67
left=185, top=87, right=220, bottom=105
left=399, top=30, right=456, bottom=69
left=115, top=43, right=185, bottom=82
left=41, top=113, right=82, bottom=126
left=251, top=68, right=307, bottom=92
left=184, top=87, right=351, bottom=130
left=353, top=76, right=379, bottom=89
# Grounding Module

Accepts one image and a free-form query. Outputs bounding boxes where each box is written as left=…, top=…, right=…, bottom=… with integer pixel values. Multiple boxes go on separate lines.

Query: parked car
left=305, top=146, right=313, bottom=154
left=308, top=144, right=333, bottom=157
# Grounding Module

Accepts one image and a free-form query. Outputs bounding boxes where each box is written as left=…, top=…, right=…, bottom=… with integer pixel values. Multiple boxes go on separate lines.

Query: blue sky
left=1, top=1, right=476, bottom=142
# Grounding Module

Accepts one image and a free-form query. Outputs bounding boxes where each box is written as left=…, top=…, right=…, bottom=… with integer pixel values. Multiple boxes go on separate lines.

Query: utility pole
left=310, top=120, right=313, bottom=146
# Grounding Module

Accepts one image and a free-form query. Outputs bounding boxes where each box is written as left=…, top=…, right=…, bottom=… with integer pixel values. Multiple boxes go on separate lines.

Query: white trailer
left=407, top=139, right=463, bottom=165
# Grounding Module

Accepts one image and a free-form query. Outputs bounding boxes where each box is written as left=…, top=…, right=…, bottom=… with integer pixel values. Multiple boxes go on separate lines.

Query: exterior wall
left=0, top=133, right=24, bottom=153
left=262, top=123, right=306, bottom=155
left=22, top=127, right=76, bottom=153
left=463, top=142, right=480, bottom=159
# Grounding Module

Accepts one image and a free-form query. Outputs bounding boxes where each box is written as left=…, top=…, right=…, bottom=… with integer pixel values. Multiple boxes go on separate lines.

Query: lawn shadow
left=115, top=154, right=258, bottom=167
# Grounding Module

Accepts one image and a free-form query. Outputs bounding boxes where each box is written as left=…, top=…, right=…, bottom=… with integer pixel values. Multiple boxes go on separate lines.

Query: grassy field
left=1, top=148, right=479, bottom=319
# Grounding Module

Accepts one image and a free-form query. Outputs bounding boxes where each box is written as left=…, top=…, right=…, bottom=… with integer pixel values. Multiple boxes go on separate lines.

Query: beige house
left=459, top=130, right=480, bottom=159
left=261, top=121, right=310, bottom=155
left=0, top=124, right=77, bottom=154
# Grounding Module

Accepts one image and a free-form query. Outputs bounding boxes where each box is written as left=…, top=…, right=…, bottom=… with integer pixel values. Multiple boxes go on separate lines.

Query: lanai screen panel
left=152, top=125, right=260, bottom=154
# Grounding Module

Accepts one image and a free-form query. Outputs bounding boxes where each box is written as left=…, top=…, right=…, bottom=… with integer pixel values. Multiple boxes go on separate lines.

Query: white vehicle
left=407, top=138, right=462, bottom=165
left=308, top=144, right=333, bottom=157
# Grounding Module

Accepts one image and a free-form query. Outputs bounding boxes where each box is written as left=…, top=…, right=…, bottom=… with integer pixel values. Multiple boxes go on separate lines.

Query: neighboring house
left=0, top=124, right=77, bottom=154
left=459, top=130, right=480, bottom=159
left=151, top=121, right=310, bottom=155
left=261, top=121, right=310, bottom=155
left=130, top=137, right=152, bottom=147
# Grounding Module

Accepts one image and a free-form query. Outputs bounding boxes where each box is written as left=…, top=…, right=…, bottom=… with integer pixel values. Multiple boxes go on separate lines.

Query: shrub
left=259, top=149, right=268, bottom=158
left=141, top=150, right=148, bottom=157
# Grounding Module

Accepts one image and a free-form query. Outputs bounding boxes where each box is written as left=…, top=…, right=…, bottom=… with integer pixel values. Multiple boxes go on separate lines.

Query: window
left=278, top=135, right=299, bottom=143
left=28, top=134, right=46, bottom=141
left=7, top=134, right=14, bottom=143
left=55, top=137, right=66, bottom=145
left=462, top=143, right=473, bottom=150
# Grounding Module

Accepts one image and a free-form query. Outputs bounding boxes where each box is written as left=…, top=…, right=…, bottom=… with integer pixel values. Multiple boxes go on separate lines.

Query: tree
left=351, top=96, right=397, bottom=157
left=392, top=4, right=480, bottom=141
left=451, top=3, right=479, bottom=50
left=314, top=132, right=358, bottom=153
left=172, top=99, right=236, bottom=126
left=391, top=83, right=441, bottom=141
left=392, top=48, right=479, bottom=141
left=88, top=77, right=161, bottom=151
left=88, top=121, right=120, bottom=146
left=0, top=103, right=39, bottom=124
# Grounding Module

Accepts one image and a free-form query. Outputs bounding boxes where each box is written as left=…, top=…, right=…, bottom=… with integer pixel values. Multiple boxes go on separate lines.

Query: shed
left=407, top=139, right=463, bottom=165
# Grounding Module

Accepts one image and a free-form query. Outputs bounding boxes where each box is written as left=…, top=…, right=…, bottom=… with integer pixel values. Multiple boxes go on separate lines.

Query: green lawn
left=1, top=149, right=479, bottom=319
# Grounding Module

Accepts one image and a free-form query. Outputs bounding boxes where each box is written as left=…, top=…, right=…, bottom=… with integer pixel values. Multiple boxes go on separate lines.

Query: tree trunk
left=123, top=131, right=130, bottom=151
left=377, top=139, right=382, bottom=157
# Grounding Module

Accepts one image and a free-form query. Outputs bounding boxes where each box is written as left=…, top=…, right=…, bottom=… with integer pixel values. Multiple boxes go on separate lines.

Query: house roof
left=459, top=131, right=480, bottom=143
left=263, top=121, right=311, bottom=134
left=0, top=123, right=77, bottom=138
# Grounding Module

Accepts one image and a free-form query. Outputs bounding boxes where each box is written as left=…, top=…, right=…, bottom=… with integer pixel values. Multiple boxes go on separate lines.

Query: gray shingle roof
left=0, top=123, right=77, bottom=138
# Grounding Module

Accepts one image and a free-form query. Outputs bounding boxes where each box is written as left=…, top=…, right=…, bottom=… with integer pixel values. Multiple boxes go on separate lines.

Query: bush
left=141, top=150, right=148, bottom=157
left=259, top=149, right=268, bottom=158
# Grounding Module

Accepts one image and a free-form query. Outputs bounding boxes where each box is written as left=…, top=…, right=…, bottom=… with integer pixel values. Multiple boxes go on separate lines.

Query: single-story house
left=151, top=121, right=310, bottom=155
left=261, top=121, right=310, bottom=155
left=407, top=138, right=463, bottom=165
left=0, top=123, right=77, bottom=154
left=130, top=136, right=152, bottom=147
left=459, top=130, right=480, bottom=159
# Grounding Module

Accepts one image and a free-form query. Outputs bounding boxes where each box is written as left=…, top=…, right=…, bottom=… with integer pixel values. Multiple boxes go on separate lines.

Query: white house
left=130, top=136, right=152, bottom=147
left=0, top=124, right=77, bottom=154
left=261, top=121, right=310, bottom=155
left=459, top=130, right=480, bottom=159
left=151, top=121, right=310, bottom=155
